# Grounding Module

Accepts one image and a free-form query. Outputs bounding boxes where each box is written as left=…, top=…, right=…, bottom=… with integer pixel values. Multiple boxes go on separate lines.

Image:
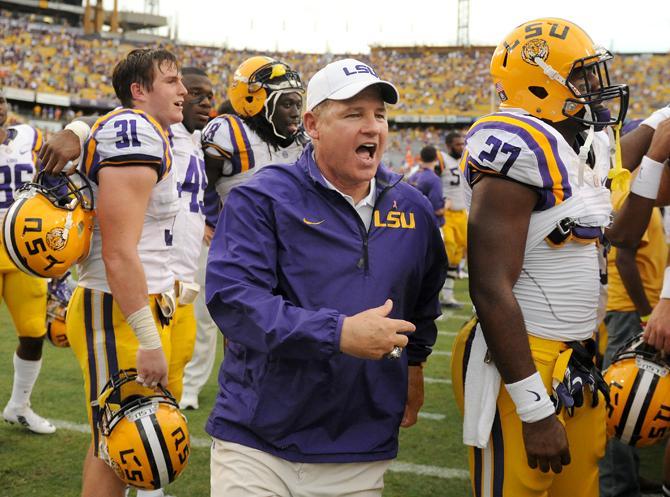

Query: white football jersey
left=438, top=150, right=467, bottom=211
left=169, top=123, right=206, bottom=284
left=463, top=109, right=613, bottom=340
left=78, top=108, right=179, bottom=294
left=201, top=114, right=304, bottom=205
left=0, top=124, right=43, bottom=217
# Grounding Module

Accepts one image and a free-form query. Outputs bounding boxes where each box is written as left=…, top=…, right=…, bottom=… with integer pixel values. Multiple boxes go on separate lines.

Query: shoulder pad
left=83, top=110, right=169, bottom=181
left=202, top=114, right=255, bottom=175
left=464, top=112, right=573, bottom=205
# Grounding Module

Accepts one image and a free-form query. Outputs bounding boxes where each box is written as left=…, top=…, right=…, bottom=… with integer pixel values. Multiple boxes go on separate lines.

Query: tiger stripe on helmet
left=618, top=371, right=659, bottom=445
left=137, top=414, right=171, bottom=489
left=3, top=197, right=42, bottom=277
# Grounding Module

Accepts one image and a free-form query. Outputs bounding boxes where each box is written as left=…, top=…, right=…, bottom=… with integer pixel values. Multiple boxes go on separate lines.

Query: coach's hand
left=340, top=299, right=415, bottom=360
left=522, top=414, right=571, bottom=473
left=39, top=129, right=81, bottom=174
left=136, top=347, right=168, bottom=389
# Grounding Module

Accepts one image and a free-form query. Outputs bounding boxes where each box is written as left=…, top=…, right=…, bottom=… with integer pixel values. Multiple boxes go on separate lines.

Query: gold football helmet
left=604, top=335, right=670, bottom=447
left=490, top=18, right=628, bottom=126
left=95, top=369, right=190, bottom=490
left=2, top=171, right=94, bottom=278
left=45, top=272, right=74, bottom=347
left=228, top=55, right=303, bottom=119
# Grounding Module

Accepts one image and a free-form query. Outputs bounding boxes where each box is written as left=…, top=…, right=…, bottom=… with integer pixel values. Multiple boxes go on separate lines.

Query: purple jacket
left=408, top=168, right=445, bottom=227
left=205, top=144, right=447, bottom=463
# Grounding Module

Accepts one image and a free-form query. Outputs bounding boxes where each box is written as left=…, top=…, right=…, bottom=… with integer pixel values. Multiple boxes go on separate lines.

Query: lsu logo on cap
left=342, top=64, right=379, bottom=78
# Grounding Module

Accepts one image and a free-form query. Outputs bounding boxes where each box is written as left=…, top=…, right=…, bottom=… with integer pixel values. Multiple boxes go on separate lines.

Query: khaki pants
left=211, top=439, right=391, bottom=497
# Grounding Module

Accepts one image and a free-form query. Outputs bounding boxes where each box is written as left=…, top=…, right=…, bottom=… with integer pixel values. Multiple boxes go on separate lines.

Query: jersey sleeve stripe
left=135, top=111, right=172, bottom=180
left=224, top=115, right=255, bottom=173
left=203, top=142, right=232, bottom=159
left=98, top=154, right=163, bottom=167
left=83, top=136, right=99, bottom=180
left=498, top=112, right=572, bottom=197
left=436, top=150, right=445, bottom=174
left=31, top=128, right=43, bottom=165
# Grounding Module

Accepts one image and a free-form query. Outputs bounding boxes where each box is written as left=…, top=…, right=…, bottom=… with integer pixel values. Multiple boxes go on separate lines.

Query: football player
left=202, top=55, right=306, bottom=203
left=65, top=48, right=186, bottom=497
left=0, top=91, right=56, bottom=434
left=164, top=66, right=213, bottom=405
left=451, top=18, right=670, bottom=497
left=408, top=145, right=445, bottom=227
left=438, top=131, right=467, bottom=308
left=179, top=56, right=308, bottom=410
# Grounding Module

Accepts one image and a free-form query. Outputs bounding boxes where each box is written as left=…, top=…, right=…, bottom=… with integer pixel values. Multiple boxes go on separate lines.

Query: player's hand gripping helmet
left=2, top=171, right=94, bottom=278
left=228, top=56, right=303, bottom=138
left=490, top=18, right=629, bottom=127
left=45, top=271, right=74, bottom=347
left=95, top=369, right=190, bottom=490
left=604, top=334, right=670, bottom=447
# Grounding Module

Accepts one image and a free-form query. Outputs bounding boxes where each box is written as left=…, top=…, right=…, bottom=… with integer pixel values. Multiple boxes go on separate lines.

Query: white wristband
left=630, top=156, right=665, bottom=199
left=641, top=106, right=670, bottom=130
left=126, top=305, right=162, bottom=350
left=505, top=372, right=555, bottom=423
left=63, top=120, right=91, bottom=166
left=661, top=267, right=670, bottom=299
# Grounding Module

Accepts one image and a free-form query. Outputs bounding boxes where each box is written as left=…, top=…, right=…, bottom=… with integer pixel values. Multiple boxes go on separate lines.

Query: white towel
left=462, top=323, right=501, bottom=449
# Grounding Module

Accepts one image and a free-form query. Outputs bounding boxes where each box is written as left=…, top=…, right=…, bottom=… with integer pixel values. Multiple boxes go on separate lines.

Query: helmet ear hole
left=245, top=96, right=254, bottom=104
left=529, top=86, right=549, bottom=99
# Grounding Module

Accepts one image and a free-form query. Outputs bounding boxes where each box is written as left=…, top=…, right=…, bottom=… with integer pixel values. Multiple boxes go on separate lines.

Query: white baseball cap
left=306, top=58, right=399, bottom=112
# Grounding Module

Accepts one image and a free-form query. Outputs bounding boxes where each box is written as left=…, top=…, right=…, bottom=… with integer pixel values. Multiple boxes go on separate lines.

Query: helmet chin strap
left=534, top=56, right=595, bottom=187
left=264, top=89, right=301, bottom=141
left=577, top=106, right=595, bottom=187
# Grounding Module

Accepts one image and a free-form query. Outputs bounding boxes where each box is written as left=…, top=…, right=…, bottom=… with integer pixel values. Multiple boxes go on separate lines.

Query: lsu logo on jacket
left=373, top=210, right=415, bottom=229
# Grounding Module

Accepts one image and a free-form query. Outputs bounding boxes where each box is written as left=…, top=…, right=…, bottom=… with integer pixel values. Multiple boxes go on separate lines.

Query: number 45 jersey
left=78, top=108, right=179, bottom=295
left=169, top=122, right=205, bottom=285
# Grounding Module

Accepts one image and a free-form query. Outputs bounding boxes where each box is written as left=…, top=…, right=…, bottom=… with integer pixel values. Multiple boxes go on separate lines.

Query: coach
left=205, top=58, right=447, bottom=497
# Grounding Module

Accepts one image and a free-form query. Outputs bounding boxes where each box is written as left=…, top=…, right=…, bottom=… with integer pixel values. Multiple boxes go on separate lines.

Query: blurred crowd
left=3, top=9, right=670, bottom=120
left=2, top=8, right=669, bottom=164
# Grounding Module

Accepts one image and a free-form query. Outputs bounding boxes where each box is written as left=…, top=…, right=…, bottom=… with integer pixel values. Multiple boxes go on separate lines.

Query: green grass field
left=0, top=279, right=663, bottom=496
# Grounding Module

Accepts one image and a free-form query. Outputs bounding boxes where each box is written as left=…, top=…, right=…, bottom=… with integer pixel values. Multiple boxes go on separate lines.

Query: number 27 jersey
left=78, top=108, right=179, bottom=294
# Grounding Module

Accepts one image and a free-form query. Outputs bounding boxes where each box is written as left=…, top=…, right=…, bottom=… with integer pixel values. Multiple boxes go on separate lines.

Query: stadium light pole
left=457, top=0, right=470, bottom=47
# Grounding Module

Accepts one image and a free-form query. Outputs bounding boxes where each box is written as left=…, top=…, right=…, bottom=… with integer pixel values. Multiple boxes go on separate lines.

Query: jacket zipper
left=354, top=185, right=392, bottom=274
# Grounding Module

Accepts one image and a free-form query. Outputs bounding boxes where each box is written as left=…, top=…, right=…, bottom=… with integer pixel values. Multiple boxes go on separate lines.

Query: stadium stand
left=2, top=7, right=669, bottom=164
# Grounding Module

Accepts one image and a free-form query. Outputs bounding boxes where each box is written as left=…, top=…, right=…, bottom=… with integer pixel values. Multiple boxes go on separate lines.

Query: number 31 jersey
left=78, top=108, right=179, bottom=294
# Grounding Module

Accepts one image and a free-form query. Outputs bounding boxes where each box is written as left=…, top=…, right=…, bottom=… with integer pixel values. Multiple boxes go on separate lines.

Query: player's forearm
left=470, top=279, right=537, bottom=383
left=103, top=249, right=150, bottom=317
left=607, top=194, right=656, bottom=248
left=616, top=248, right=653, bottom=316
left=621, top=124, right=654, bottom=171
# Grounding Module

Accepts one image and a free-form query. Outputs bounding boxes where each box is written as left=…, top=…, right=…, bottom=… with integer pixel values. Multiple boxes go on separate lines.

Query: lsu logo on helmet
left=490, top=18, right=629, bottom=126
left=604, top=335, right=670, bottom=447
left=2, top=171, right=94, bottom=278
left=95, top=369, right=190, bottom=490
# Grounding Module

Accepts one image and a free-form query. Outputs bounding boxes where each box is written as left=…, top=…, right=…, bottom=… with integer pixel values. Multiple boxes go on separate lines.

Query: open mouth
left=356, top=143, right=377, bottom=160
left=285, top=122, right=299, bottom=134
